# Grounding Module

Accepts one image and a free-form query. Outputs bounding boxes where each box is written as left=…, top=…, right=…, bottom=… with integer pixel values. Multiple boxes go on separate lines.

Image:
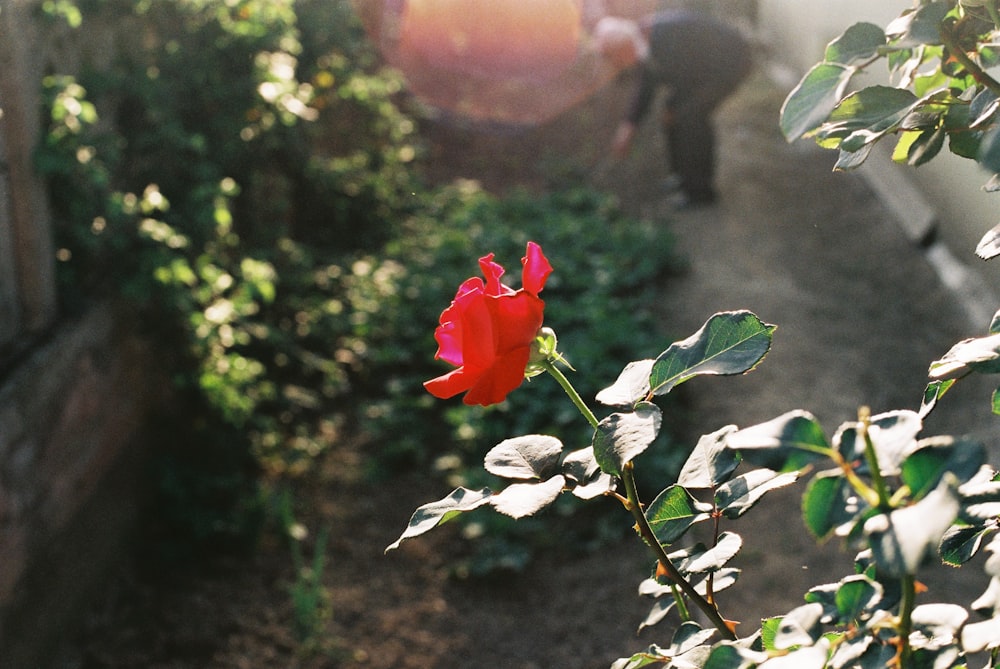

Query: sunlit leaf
left=929, top=333, right=1000, bottom=379
left=562, top=446, right=615, bottom=500
left=919, top=379, right=955, bottom=418
left=596, top=359, right=654, bottom=407
left=961, top=615, right=1000, bottom=652
left=835, top=410, right=922, bottom=476
left=819, top=86, right=919, bottom=147
left=610, top=645, right=672, bottom=669
left=702, top=642, right=763, bottom=669
left=834, top=143, right=873, bottom=169
left=970, top=89, right=1000, bottom=129
left=885, top=2, right=949, bottom=47
left=637, top=597, right=676, bottom=633
left=484, top=434, right=563, bottom=480
left=385, top=487, right=492, bottom=551
left=976, top=222, right=1000, bottom=260
left=906, top=126, right=946, bottom=166
left=940, top=524, right=994, bottom=566
left=726, top=410, right=829, bottom=472
left=490, top=475, right=565, bottom=519
left=593, top=402, right=662, bottom=476
left=972, top=576, right=1000, bottom=615
left=864, top=477, right=961, bottom=577
left=669, top=622, right=717, bottom=656
left=780, top=62, right=854, bottom=142
left=678, top=425, right=741, bottom=489
left=762, top=641, right=830, bottom=669
left=835, top=575, right=882, bottom=622
left=716, top=469, right=798, bottom=519
left=646, top=485, right=713, bottom=546
left=672, top=532, right=743, bottom=575
left=825, top=23, right=886, bottom=65
left=649, top=311, right=775, bottom=397
left=911, top=603, right=968, bottom=640
left=774, top=602, right=824, bottom=650
left=901, top=436, right=984, bottom=501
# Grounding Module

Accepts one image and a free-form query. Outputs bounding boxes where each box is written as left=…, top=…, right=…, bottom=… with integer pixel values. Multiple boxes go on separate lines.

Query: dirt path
left=72, top=68, right=1000, bottom=669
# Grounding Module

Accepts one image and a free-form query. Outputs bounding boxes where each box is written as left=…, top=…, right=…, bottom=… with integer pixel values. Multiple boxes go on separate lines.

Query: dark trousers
left=662, top=69, right=749, bottom=201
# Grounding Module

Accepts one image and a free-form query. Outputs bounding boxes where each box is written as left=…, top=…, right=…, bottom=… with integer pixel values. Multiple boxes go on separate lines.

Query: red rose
left=424, top=242, right=553, bottom=406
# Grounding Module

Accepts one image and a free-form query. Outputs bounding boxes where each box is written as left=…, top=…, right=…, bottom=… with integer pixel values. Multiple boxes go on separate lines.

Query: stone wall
left=0, top=305, right=154, bottom=667
left=0, top=1, right=155, bottom=665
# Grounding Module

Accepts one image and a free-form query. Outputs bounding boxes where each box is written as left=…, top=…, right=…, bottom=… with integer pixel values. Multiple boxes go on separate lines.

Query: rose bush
left=390, top=238, right=1000, bottom=668
left=424, top=242, right=553, bottom=406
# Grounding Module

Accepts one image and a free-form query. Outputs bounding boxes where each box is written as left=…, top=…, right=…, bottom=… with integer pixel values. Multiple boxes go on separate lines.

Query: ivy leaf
left=593, top=402, right=662, bottom=477
left=596, top=359, right=654, bottom=407
left=649, top=311, right=775, bottom=397
left=715, top=469, right=799, bottom=519
left=646, top=485, right=713, bottom=546
left=490, top=475, right=565, bottom=519
left=781, top=62, right=854, bottom=142
left=385, top=487, right=492, bottom=551
left=678, top=425, right=741, bottom=489
left=864, top=477, right=961, bottom=577
left=929, top=333, right=1000, bottom=379
left=825, top=22, right=886, bottom=65
left=725, top=410, right=829, bottom=472
left=484, top=434, right=563, bottom=480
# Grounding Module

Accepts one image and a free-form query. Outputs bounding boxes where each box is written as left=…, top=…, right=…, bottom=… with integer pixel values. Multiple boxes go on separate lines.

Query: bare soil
left=67, top=67, right=1000, bottom=669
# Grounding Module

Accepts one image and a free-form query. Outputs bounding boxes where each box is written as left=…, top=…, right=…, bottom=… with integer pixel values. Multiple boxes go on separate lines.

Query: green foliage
left=36, top=0, right=680, bottom=572
left=779, top=0, right=1000, bottom=256
left=392, top=304, right=1000, bottom=668
left=359, top=184, right=681, bottom=471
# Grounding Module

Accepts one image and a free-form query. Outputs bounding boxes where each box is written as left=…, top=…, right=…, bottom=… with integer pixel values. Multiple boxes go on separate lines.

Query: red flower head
left=424, top=242, right=553, bottom=406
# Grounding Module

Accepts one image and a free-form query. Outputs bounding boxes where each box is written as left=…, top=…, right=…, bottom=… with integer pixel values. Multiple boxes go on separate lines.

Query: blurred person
left=594, top=12, right=752, bottom=208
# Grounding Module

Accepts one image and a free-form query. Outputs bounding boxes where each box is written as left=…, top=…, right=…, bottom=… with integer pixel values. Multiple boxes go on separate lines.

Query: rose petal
left=463, top=346, right=532, bottom=406
left=521, top=242, right=552, bottom=296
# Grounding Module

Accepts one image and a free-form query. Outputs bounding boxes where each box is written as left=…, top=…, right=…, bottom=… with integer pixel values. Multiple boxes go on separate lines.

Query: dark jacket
left=626, top=11, right=752, bottom=124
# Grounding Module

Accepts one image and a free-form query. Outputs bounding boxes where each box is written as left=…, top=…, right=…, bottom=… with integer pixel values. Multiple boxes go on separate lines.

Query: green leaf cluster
left=780, top=1, right=1000, bottom=256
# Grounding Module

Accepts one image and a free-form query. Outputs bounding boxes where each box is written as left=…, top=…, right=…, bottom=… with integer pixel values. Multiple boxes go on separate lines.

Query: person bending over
left=595, top=12, right=752, bottom=208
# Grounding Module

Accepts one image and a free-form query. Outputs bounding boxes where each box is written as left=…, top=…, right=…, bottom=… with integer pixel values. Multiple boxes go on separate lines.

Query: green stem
left=940, top=19, right=1000, bottom=96
left=621, top=463, right=737, bottom=641
left=542, top=359, right=600, bottom=430
left=542, top=358, right=734, bottom=639
left=898, top=574, right=916, bottom=666
left=858, top=407, right=892, bottom=510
